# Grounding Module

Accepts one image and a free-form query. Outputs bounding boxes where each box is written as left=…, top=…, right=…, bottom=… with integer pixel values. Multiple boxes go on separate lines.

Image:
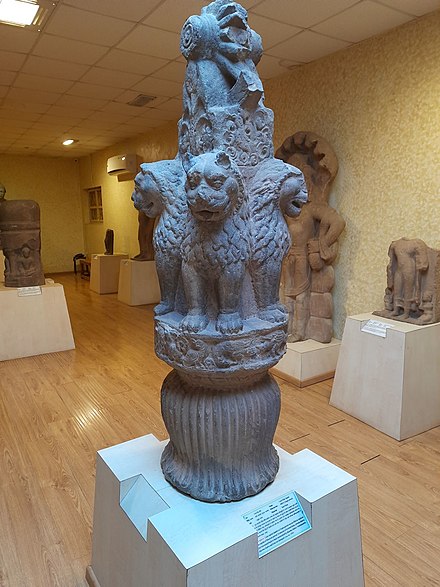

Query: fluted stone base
left=160, top=369, right=280, bottom=502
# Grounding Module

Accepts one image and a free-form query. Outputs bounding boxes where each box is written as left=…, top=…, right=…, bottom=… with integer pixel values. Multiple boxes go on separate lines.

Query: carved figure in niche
left=276, top=131, right=345, bottom=343
left=132, top=158, right=187, bottom=316
left=0, top=199, right=45, bottom=287
left=181, top=150, right=249, bottom=334
left=374, top=238, right=440, bottom=324
left=132, top=211, right=155, bottom=261
left=104, top=229, right=114, bottom=255
left=249, top=158, right=307, bottom=323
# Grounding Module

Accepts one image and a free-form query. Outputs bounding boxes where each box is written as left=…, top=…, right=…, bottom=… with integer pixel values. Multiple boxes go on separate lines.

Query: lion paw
left=180, top=313, right=209, bottom=333
left=259, top=304, right=287, bottom=324
left=155, top=301, right=174, bottom=316
left=217, top=312, right=243, bottom=334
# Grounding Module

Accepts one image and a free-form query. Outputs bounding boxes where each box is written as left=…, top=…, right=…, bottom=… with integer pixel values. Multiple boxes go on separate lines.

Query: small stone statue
left=104, top=229, right=114, bottom=255
left=276, top=131, right=345, bottom=343
left=131, top=211, right=155, bottom=262
left=0, top=183, right=6, bottom=201
left=134, top=0, right=307, bottom=503
left=374, top=237, right=440, bottom=324
left=0, top=197, right=45, bottom=287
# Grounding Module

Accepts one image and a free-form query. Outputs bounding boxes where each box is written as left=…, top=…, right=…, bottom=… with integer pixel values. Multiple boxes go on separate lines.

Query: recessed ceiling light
left=0, top=0, right=40, bottom=27
left=62, top=138, right=77, bottom=146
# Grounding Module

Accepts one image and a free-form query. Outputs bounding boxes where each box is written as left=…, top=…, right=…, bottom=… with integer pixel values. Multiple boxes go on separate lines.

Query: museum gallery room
left=1, top=0, right=440, bottom=585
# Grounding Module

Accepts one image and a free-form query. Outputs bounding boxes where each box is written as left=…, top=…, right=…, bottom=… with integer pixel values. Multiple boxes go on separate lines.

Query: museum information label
left=361, top=319, right=393, bottom=337
left=17, top=286, right=42, bottom=297
left=242, top=491, right=311, bottom=558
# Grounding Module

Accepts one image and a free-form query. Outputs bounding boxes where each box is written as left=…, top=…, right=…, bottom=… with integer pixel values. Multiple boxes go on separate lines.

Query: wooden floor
left=1, top=272, right=439, bottom=586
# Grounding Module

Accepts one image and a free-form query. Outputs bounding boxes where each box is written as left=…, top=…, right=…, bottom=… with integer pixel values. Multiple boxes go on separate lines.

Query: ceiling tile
left=0, top=71, right=16, bottom=86
left=33, top=34, right=108, bottom=65
left=62, top=0, right=161, bottom=22
left=250, top=0, right=359, bottom=28
left=7, top=86, right=60, bottom=105
left=0, top=24, right=39, bottom=52
left=117, top=25, right=181, bottom=60
left=80, top=67, right=144, bottom=89
left=312, top=1, right=413, bottom=43
left=247, top=14, right=302, bottom=51
left=135, top=107, right=176, bottom=122
left=0, top=86, right=8, bottom=98
left=144, top=1, right=207, bottom=32
left=46, top=5, right=134, bottom=47
left=22, top=56, right=89, bottom=80
left=45, top=105, right=94, bottom=118
left=94, top=49, right=169, bottom=76
left=150, top=60, right=186, bottom=84
left=157, top=97, right=183, bottom=114
left=14, top=73, right=74, bottom=93
left=378, top=0, right=440, bottom=16
left=256, top=54, right=299, bottom=79
left=84, top=110, right=133, bottom=124
left=0, top=109, right=41, bottom=122
left=266, top=30, right=350, bottom=62
left=98, top=101, right=142, bottom=117
left=132, top=76, right=181, bottom=98
left=67, top=82, right=122, bottom=100
left=56, top=94, right=108, bottom=109
left=0, top=50, right=26, bottom=71
left=0, top=118, right=34, bottom=129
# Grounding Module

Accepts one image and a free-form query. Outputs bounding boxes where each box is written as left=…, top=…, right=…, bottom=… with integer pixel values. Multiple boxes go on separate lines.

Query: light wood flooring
left=1, top=272, right=439, bottom=586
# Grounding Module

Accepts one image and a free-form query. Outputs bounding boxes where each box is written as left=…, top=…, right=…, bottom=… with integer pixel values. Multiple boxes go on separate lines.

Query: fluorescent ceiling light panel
left=0, top=0, right=39, bottom=26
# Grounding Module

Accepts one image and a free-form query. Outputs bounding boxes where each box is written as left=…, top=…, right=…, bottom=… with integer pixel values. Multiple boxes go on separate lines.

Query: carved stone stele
left=374, top=237, right=440, bottom=325
left=0, top=199, right=45, bottom=287
left=132, top=0, right=307, bottom=502
left=104, top=229, right=114, bottom=255
left=276, top=131, right=345, bottom=344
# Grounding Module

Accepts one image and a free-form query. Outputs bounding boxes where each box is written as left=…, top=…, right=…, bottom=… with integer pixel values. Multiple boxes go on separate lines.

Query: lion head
left=132, top=166, right=164, bottom=218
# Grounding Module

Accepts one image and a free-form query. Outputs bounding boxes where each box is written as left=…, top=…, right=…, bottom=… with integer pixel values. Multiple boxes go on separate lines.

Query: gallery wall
left=0, top=155, right=84, bottom=273
left=79, top=10, right=440, bottom=338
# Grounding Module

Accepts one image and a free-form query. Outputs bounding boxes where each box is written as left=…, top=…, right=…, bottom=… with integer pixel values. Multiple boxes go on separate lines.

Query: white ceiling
left=0, top=0, right=438, bottom=158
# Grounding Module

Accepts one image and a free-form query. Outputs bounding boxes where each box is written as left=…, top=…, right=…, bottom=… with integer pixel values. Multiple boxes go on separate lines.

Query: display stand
left=86, top=434, right=364, bottom=587
left=90, top=254, right=128, bottom=294
left=272, top=338, right=341, bottom=388
left=117, top=259, right=160, bottom=306
left=330, top=313, right=440, bottom=440
left=0, top=280, right=75, bottom=361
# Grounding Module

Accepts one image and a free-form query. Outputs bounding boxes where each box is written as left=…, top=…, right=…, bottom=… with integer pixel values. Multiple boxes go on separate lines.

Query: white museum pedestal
left=90, top=253, right=129, bottom=294
left=272, top=338, right=341, bottom=387
left=117, top=259, right=160, bottom=306
left=330, top=313, right=440, bottom=440
left=86, top=434, right=364, bottom=587
left=0, top=280, right=75, bottom=361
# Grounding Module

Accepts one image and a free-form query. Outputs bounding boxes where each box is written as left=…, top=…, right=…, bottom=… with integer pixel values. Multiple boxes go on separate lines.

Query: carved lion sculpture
left=249, top=158, right=308, bottom=323
left=132, top=158, right=187, bottom=316
left=181, top=150, right=250, bottom=334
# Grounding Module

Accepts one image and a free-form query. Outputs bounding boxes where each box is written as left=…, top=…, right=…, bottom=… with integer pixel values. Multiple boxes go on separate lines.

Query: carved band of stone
left=160, top=370, right=280, bottom=502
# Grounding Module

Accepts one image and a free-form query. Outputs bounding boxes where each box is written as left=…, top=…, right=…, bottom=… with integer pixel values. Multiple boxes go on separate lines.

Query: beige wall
left=79, top=123, right=178, bottom=258
left=79, top=10, right=440, bottom=338
left=0, top=155, right=84, bottom=273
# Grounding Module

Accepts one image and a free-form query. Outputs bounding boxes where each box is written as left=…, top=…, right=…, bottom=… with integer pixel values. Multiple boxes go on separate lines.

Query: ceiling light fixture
left=0, top=0, right=40, bottom=27
left=62, top=138, right=77, bottom=146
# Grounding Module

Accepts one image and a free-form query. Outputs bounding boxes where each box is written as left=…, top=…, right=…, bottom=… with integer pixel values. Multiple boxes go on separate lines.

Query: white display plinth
left=90, top=254, right=128, bottom=294
left=272, top=338, right=341, bottom=387
left=330, top=313, right=440, bottom=440
left=0, top=280, right=75, bottom=361
left=117, top=259, right=160, bottom=306
left=86, top=434, right=364, bottom=587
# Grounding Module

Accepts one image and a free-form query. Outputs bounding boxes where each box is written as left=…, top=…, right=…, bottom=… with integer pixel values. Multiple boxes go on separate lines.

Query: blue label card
left=242, top=491, right=311, bottom=558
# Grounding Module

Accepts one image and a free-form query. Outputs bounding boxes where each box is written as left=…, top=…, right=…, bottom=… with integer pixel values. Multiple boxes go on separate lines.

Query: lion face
left=132, top=171, right=163, bottom=218
left=185, top=151, right=240, bottom=222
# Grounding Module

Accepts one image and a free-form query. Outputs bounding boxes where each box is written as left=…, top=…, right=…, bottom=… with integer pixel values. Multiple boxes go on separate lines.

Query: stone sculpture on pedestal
left=276, top=131, right=345, bottom=344
left=104, top=229, right=114, bottom=255
left=133, top=0, right=307, bottom=502
left=0, top=198, right=45, bottom=287
left=131, top=211, right=155, bottom=261
left=374, top=237, right=440, bottom=324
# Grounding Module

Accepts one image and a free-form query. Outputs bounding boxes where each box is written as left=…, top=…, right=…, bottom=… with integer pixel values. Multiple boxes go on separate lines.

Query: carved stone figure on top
left=374, top=238, right=440, bottom=324
left=104, top=229, right=114, bottom=255
left=132, top=158, right=187, bottom=316
left=276, top=131, right=345, bottom=344
left=0, top=199, right=45, bottom=287
left=132, top=211, right=155, bottom=262
left=134, top=0, right=307, bottom=503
